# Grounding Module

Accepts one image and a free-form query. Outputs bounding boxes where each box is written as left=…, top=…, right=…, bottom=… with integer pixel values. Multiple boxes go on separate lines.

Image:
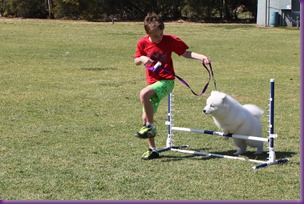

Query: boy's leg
left=137, top=87, right=159, bottom=160
left=136, top=86, right=157, bottom=139
left=148, top=137, right=156, bottom=150
left=136, top=87, right=158, bottom=159
left=139, top=86, right=155, bottom=124
left=137, top=80, right=174, bottom=160
left=141, top=112, right=156, bottom=147
left=142, top=112, right=147, bottom=126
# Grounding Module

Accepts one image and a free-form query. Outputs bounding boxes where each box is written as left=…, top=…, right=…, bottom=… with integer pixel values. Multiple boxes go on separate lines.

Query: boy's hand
left=140, top=56, right=154, bottom=65
left=202, top=57, right=210, bottom=64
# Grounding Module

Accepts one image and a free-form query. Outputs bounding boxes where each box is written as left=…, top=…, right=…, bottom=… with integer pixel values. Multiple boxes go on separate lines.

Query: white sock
left=150, top=147, right=156, bottom=151
left=146, top=122, right=154, bottom=129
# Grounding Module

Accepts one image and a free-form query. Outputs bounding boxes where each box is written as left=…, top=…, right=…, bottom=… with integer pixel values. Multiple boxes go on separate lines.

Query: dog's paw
left=233, top=149, right=246, bottom=156
left=253, top=150, right=263, bottom=155
left=254, top=147, right=263, bottom=155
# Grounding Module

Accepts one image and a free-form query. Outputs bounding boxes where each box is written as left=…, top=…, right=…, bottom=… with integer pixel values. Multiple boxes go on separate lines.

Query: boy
left=134, top=12, right=210, bottom=160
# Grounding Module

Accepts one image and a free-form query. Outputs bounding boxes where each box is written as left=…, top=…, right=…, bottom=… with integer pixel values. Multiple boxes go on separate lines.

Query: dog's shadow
left=160, top=148, right=296, bottom=163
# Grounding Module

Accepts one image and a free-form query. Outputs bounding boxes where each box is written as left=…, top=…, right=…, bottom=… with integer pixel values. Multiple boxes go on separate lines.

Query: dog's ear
left=220, top=93, right=228, bottom=106
left=211, top=91, right=225, bottom=96
left=219, top=92, right=226, bottom=100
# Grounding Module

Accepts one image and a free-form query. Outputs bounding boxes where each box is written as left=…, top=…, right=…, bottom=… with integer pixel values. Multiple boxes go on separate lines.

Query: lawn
left=0, top=18, right=301, bottom=201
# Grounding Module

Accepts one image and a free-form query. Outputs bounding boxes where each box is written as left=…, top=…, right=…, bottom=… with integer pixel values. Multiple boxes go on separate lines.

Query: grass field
left=0, top=18, right=301, bottom=200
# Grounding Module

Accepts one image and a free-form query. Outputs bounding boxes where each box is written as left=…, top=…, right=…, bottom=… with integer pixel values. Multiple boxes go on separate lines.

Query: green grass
left=0, top=19, right=301, bottom=200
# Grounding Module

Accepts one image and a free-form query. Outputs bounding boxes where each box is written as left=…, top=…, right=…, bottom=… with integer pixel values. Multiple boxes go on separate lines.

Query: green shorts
left=147, top=80, right=175, bottom=113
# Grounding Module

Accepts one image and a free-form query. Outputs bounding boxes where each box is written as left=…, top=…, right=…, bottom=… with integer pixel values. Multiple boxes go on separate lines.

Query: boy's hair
left=144, top=12, right=165, bottom=33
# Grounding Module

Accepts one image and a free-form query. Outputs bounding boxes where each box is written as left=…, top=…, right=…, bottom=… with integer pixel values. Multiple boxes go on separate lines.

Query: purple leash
left=146, top=61, right=217, bottom=96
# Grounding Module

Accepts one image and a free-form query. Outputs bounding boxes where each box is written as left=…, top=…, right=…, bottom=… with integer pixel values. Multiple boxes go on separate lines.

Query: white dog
left=203, top=91, right=264, bottom=155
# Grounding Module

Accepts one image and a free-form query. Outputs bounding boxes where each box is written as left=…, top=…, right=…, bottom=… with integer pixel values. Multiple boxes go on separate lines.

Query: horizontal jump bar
left=171, top=127, right=269, bottom=142
left=171, top=148, right=265, bottom=163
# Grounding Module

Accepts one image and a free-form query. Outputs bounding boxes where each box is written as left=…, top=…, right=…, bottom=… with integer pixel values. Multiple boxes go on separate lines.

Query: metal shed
left=257, top=0, right=300, bottom=27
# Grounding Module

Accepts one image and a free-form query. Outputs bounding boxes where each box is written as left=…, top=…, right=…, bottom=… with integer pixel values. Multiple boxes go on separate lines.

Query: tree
left=46, top=0, right=54, bottom=19
left=0, top=0, right=257, bottom=22
left=1, top=0, right=47, bottom=18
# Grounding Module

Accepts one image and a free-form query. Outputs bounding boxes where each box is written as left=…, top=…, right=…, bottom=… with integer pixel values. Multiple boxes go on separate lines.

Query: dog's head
left=203, top=91, right=227, bottom=115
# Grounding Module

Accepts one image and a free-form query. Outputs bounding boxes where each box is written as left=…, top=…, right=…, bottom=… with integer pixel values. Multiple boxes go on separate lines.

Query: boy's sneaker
left=135, top=125, right=156, bottom=139
left=141, top=149, right=160, bottom=160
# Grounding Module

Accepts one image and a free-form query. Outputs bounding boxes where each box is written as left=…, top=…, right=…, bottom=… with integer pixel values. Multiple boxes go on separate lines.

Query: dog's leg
left=233, top=148, right=247, bottom=156
left=254, top=144, right=264, bottom=155
left=233, top=139, right=247, bottom=155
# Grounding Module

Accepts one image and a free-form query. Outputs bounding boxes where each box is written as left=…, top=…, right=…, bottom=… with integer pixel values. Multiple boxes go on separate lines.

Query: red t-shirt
left=134, top=34, right=189, bottom=84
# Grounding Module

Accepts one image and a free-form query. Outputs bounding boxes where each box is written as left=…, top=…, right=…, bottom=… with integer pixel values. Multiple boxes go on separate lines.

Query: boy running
left=134, top=12, right=210, bottom=160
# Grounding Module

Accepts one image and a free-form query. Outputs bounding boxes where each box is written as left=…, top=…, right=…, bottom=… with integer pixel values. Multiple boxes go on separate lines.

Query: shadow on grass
left=159, top=148, right=296, bottom=163
left=80, top=67, right=118, bottom=71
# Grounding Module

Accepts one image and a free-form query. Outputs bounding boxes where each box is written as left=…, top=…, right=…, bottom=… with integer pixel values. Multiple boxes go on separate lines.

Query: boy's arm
left=134, top=57, right=143, bottom=66
left=134, top=56, right=154, bottom=66
left=182, top=50, right=210, bottom=64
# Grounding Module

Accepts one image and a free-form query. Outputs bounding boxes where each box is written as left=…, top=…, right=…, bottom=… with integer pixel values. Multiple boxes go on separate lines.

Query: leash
left=146, top=61, right=217, bottom=96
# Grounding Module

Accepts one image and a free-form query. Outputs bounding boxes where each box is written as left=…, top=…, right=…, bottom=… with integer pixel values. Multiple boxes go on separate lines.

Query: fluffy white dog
left=203, top=91, right=264, bottom=155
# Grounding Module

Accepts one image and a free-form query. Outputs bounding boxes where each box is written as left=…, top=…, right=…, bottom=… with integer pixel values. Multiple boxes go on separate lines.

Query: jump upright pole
left=252, top=79, right=289, bottom=169
left=162, top=79, right=289, bottom=169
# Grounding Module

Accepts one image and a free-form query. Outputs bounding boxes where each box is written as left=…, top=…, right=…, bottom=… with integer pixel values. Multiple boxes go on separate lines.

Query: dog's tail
left=243, top=104, right=264, bottom=118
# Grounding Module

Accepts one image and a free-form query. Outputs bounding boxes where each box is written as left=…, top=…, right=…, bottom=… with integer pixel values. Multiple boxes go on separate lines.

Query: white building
left=257, top=0, right=300, bottom=27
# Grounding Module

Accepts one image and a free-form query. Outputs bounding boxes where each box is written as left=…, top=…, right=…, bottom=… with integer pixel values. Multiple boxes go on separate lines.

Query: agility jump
left=158, top=79, right=289, bottom=169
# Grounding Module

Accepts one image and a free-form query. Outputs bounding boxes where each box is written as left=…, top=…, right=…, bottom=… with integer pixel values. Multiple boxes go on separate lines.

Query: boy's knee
left=139, top=88, right=155, bottom=102
left=139, top=90, right=148, bottom=102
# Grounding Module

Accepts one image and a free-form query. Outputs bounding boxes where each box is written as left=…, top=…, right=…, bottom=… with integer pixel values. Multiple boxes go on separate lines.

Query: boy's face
left=147, top=28, right=163, bottom=43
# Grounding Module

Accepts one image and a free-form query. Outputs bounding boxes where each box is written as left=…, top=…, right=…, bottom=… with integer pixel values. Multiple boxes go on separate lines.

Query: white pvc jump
left=171, top=127, right=269, bottom=143
left=170, top=148, right=266, bottom=163
left=158, top=79, right=289, bottom=169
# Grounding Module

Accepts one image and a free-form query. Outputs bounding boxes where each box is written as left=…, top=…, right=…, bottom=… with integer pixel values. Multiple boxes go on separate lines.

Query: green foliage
left=0, top=0, right=258, bottom=22
left=0, top=19, right=300, bottom=200
left=0, top=0, right=48, bottom=18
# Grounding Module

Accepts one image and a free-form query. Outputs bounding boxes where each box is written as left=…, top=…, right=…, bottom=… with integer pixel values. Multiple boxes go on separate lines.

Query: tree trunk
left=47, top=0, right=54, bottom=19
